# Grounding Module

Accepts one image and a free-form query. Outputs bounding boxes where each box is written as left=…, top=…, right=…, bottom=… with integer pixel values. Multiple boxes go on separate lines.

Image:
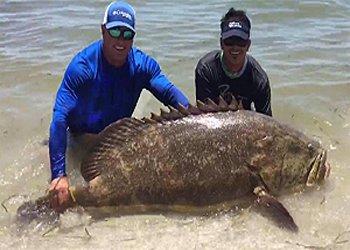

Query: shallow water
left=0, top=1, right=350, bottom=249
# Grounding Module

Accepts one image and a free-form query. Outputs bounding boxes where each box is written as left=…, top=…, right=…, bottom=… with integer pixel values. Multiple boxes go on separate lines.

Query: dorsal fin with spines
left=217, top=96, right=229, bottom=111
left=187, top=104, right=202, bottom=115
left=177, top=103, right=191, bottom=116
left=150, top=112, right=164, bottom=123
left=165, top=106, right=185, bottom=120
left=142, top=117, right=157, bottom=124
left=105, top=95, right=241, bottom=133
left=205, top=98, right=220, bottom=112
left=159, top=108, right=183, bottom=121
left=238, top=99, right=244, bottom=110
left=227, top=94, right=239, bottom=111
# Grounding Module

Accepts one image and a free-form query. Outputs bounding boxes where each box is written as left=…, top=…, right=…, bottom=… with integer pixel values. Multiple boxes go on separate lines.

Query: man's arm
left=49, top=64, right=87, bottom=180
left=254, top=77, right=272, bottom=116
left=48, top=58, right=90, bottom=210
left=144, top=56, right=189, bottom=108
left=195, top=62, right=217, bottom=102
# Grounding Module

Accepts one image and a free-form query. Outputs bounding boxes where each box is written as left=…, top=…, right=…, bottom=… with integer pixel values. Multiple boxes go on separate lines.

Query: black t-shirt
left=195, top=50, right=272, bottom=116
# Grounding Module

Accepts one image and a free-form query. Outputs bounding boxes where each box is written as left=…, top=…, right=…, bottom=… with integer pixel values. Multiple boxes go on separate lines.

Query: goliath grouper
left=17, top=97, right=330, bottom=232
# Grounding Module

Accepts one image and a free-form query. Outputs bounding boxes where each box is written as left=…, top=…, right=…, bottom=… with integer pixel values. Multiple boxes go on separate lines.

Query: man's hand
left=49, top=176, right=70, bottom=212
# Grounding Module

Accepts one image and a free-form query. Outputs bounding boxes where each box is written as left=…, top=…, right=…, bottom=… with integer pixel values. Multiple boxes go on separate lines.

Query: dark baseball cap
left=221, top=19, right=250, bottom=40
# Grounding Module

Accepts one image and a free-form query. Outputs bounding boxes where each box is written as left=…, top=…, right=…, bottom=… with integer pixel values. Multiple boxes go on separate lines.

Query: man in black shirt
left=195, top=8, right=272, bottom=116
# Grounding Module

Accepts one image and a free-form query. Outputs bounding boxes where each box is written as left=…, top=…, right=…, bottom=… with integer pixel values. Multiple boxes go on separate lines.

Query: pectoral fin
left=253, top=186, right=298, bottom=232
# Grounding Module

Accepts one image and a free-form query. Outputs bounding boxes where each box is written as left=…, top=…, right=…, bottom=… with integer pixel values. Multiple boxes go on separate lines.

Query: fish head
left=249, top=124, right=330, bottom=194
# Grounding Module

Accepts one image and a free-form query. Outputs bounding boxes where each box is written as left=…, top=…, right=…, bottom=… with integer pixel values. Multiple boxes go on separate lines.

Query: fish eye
left=307, top=143, right=316, bottom=151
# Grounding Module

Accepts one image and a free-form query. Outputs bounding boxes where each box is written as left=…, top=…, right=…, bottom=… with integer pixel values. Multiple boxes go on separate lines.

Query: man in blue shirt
left=49, top=1, right=189, bottom=210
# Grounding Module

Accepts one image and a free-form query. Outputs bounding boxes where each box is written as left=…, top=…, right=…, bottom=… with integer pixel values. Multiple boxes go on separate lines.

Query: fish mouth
left=306, top=149, right=330, bottom=187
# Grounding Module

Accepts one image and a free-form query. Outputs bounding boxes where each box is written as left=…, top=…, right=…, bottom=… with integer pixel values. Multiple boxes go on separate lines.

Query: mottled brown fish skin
left=80, top=110, right=327, bottom=207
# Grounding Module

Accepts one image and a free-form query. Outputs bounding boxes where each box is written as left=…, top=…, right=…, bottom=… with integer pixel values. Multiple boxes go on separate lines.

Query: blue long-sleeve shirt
left=49, top=40, right=189, bottom=180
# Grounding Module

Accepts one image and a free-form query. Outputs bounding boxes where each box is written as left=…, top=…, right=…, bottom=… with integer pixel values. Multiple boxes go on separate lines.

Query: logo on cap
left=228, top=21, right=242, bottom=29
left=221, top=19, right=250, bottom=40
left=112, top=9, right=132, bottom=21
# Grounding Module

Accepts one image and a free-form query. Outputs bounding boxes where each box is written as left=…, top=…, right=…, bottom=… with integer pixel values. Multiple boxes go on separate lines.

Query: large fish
left=17, top=97, right=330, bottom=232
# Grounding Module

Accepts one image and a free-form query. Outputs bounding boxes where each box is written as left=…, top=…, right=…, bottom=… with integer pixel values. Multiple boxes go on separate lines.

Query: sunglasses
left=107, top=27, right=135, bottom=40
left=223, top=37, right=249, bottom=47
